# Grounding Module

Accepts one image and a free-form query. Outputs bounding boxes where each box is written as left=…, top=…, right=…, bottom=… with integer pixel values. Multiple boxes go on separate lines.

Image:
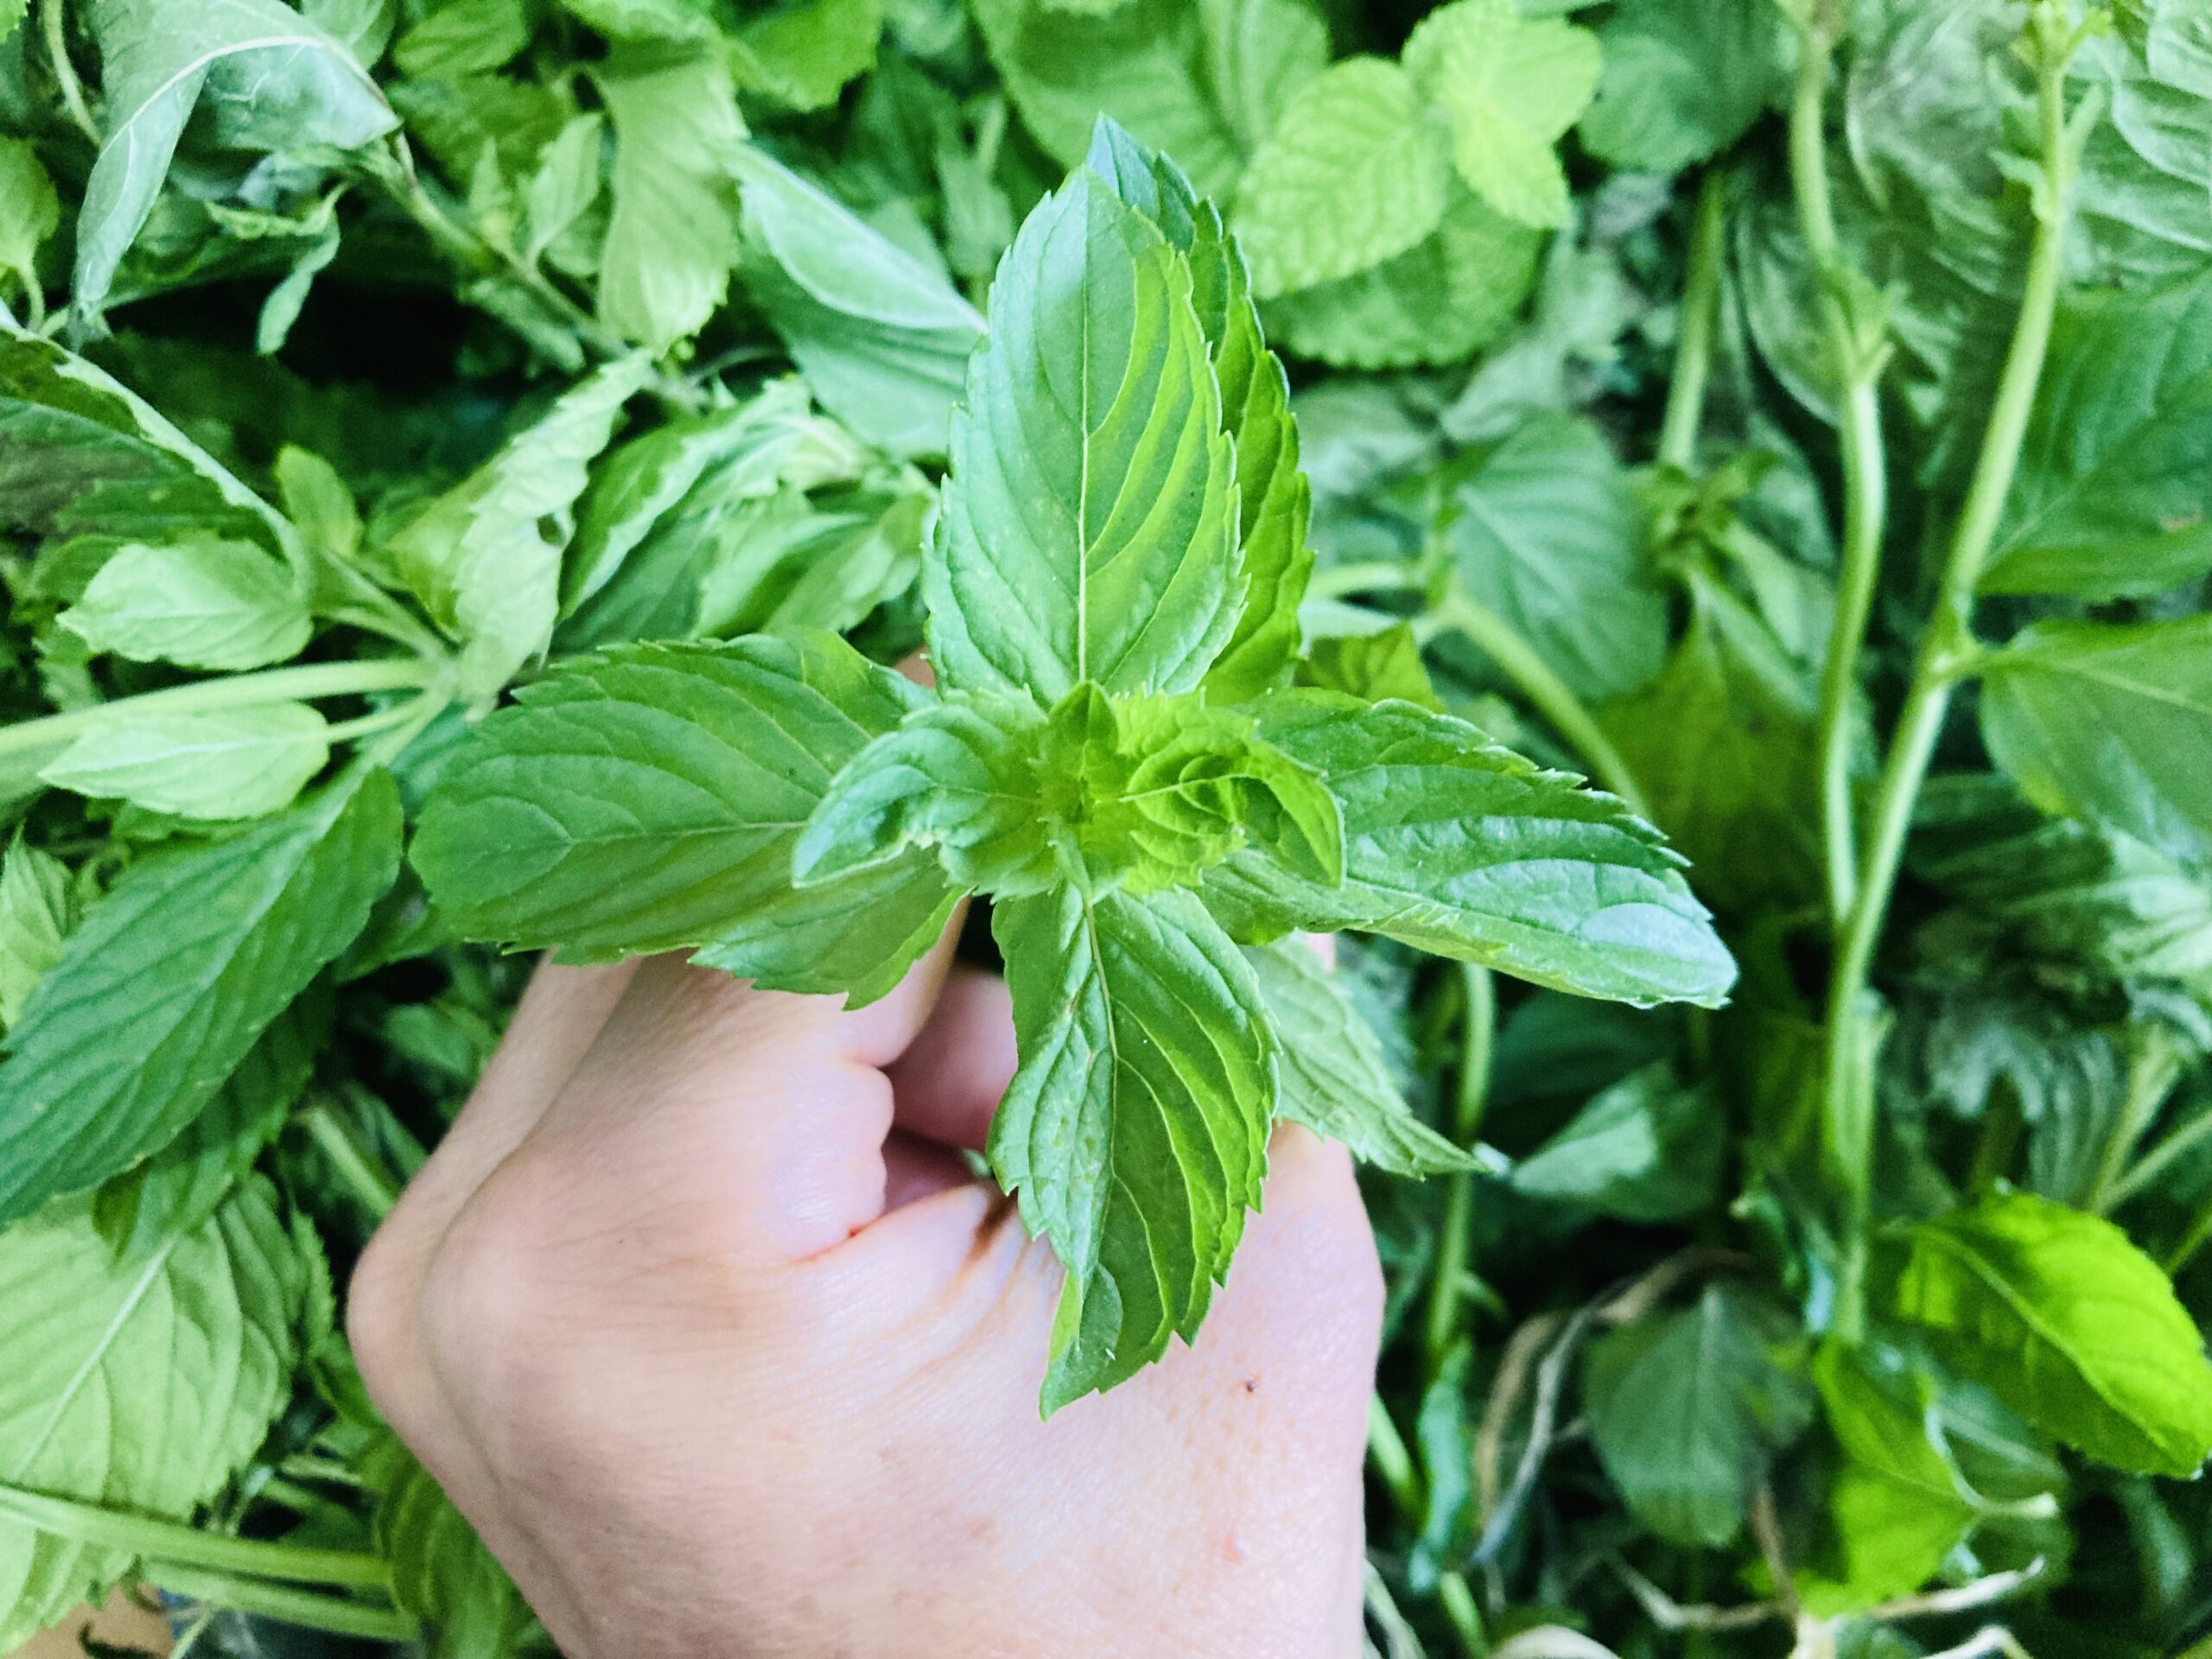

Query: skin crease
left=347, top=921, right=1384, bottom=1659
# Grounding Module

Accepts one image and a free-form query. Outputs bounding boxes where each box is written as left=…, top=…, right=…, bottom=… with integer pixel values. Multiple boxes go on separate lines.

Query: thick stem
left=1657, top=174, right=1727, bottom=472
left=1434, top=593, right=1651, bottom=818
left=1789, top=14, right=1892, bottom=930
left=0, top=1485, right=389, bottom=1591
left=302, top=1102, right=402, bottom=1220
left=1423, top=964, right=1495, bottom=1374
left=145, top=1564, right=417, bottom=1644
left=1438, top=1570, right=1489, bottom=1657
left=1821, top=11, right=2082, bottom=1338
left=0, top=658, right=442, bottom=760
left=41, top=0, right=99, bottom=143
left=1366, top=1395, right=1424, bottom=1523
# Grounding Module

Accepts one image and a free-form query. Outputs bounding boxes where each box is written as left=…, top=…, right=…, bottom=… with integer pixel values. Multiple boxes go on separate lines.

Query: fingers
left=885, top=966, right=1018, bottom=1153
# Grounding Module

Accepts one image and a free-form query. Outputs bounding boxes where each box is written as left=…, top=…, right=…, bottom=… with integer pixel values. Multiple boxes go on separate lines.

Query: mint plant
left=413, top=125, right=1734, bottom=1408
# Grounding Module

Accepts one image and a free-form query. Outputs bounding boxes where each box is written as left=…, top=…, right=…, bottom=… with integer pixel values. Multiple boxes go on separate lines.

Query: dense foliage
left=2, top=0, right=2211, bottom=1656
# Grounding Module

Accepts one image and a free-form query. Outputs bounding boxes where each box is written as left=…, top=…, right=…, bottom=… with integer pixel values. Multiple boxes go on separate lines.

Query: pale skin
left=347, top=922, right=1384, bottom=1659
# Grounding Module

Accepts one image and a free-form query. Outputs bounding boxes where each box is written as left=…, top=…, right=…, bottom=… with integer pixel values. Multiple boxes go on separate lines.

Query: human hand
left=347, top=927, right=1383, bottom=1659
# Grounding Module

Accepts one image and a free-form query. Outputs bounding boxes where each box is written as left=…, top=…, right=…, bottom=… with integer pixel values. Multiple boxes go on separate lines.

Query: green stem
left=1309, top=561, right=1423, bottom=602
left=1423, top=963, right=1495, bottom=1375
left=41, top=0, right=99, bottom=143
left=0, top=658, right=442, bottom=760
left=1657, top=173, right=1726, bottom=472
left=2165, top=1196, right=2212, bottom=1279
left=0, top=1485, right=390, bottom=1591
left=1821, top=8, right=2082, bottom=1340
left=2109, top=1104, right=2212, bottom=1212
left=146, top=1564, right=418, bottom=1644
left=1438, top=1570, right=1490, bottom=1657
left=2088, top=1035, right=2182, bottom=1215
left=302, top=1101, right=402, bottom=1220
left=1366, top=1395, right=1424, bottom=1524
left=1433, top=593, right=1651, bottom=817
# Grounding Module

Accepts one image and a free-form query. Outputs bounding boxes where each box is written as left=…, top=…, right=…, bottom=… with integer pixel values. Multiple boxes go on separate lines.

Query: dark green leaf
left=1510, top=1061, right=1724, bottom=1222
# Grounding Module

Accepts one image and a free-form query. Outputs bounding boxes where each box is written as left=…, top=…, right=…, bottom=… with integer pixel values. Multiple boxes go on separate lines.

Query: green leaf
left=692, top=484, right=925, bottom=639
left=92, top=993, right=325, bottom=1262
left=969, top=0, right=1243, bottom=200
left=39, top=703, right=330, bottom=821
left=0, top=1179, right=310, bottom=1649
left=1980, top=618, right=2212, bottom=864
left=1265, top=181, right=1540, bottom=370
left=1577, top=0, right=1785, bottom=175
left=57, top=539, right=310, bottom=671
left=1584, top=1285, right=1811, bottom=1548
left=368, top=1438, right=536, bottom=1659
left=1245, top=938, right=1470, bottom=1176
left=521, top=112, right=606, bottom=270
left=991, top=883, right=1273, bottom=1411
left=414, top=634, right=957, bottom=1002
left=1510, top=1061, right=1724, bottom=1222
left=1880, top=1189, right=2212, bottom=1477
left=0, top=769, right=400, bottom=1225
left=734, top=146, right=984, bottom=459
left=0, top=0, right=24, bottom=39
left=1438, top=415, right=1666, bottom=703
left=1402, top=0, right=1599, bottom=229
left=0, top=139, right=57, bottom=313
left=1085, top=121, right=1313, bottom=702
left=0, top=842, right=73, bottom=1033
left=1599, top=578, right=1825, bottom=916
left=594, top=46, right=746, bottom=355
left=1985, top=272, right=2212, bottom=599
left=1199, top=0, right=1328, bottom=152
left=73, top=0, right=398, bottom=331
left=1230, top=58, right=1449, bottom=299
left=1200, top=695, right=1738, bottom=1008
left=556, top=0, right=716, bottom=40
left=391, top=357, right=647, bottom=702
left=925, top=166, right=1237, bottom=705
left=730, top=0, right=882, bottom=111
left=1298, top=626, right=1443, bottom=711
left=393, top=0, right=531, bottom=77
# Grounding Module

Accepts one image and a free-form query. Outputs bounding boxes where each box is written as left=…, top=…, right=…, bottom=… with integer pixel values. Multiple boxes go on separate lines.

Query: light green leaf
left=1245, top=939, right=1470, bottom=1176
left=522, top=112, right=606, bottom=269
left=274, top=446, right=362, bottom=568
left=1510, top=1061, right=1723, bottom=1222
left=368, top=1438, right=536, bottom=1659
left=91, top=994, right=323, bottom=1262
left=393, top=0, right=530, bottom=77
left=1231, top=58, right=1449, bottom=299
left=1584, top=1285, right=1811, bottom=1548
left=1980, top=618, right=2212, bottom=864
left=592, top=47, right=745, bottom=355
left=58, top=539, right=309, bottom=671
left=555, top=0, right=716, bottom=39
left=1881, top=1189, right=2212, bottom=1477
left=0, top=842, right=73, bottom=1032
left=735, top=145, right=984, bottom=459
left=1578, top=0, right=1785, bottom=175
left=73, top=0, right=398, bottom=331
left=414, top=634, right=958, bottom=1003
left=1986, top=272, right=2212, bottom=599
left=992, top=883, right=1274, bottom=1411
left=969, top=0, right=1243, bottom=199
left=0, top=768, right=400, bottom=1225
left=1200, top=0, right=1327, bottom=152
left=730, top=0, right=882, bottom=111
left=39, top=704, right=330, bottom=821
left=693, top=484, right=925, bottom=639
left=1266, top=181, right=1540, bottom=370
left=0, top=1179, right=310, bottom=1650
left=391, top=357, right=647, bottom=702
left=0, top=139, right=57, bottom=313
left=255, top=221, right=340, bottom=356
left=0, top=0, right=24, bottom=39
left=1298, top=625, right=1443, bottom=710
left=925, top=167, right=1237, bottom=705
left=1440, top=415, right=1666, bottom=703
left=1200, top=695, right=1738, bottom=1009
left=1085, top=121, right=1313, bottom=702
left=1402, top=0, right=1599, bottom=229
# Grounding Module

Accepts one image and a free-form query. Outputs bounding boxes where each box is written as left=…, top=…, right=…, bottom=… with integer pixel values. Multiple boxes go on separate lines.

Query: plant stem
left=0, top=658, right=443, bottom=760
left=145, top=1564, right=417, bottom=1644
left=1423, top=963, right=1496, bottom=1375
left=0, top=1485, right=390, bottom=1591
left=1821, top=7, right=2083, bottom=1340
left=1657, top=173, right=1727, bottom=472
left=301, top=1101, right=402, bottom=1220
left=1308, top=561, right=1423, bottom=602
left=1439, top=1570, right=1489, bottom=1657
left=41, top=0, right=99, bottom=143
left=1433, top=593, right=1651, bottom=817
left=1366, top=1395, right=1424, bottom=1523
left=1789, top=10, right=1893, bottom=931
left=2088, top=1033, right=2182, bottom=1215
left=2109, top=1103, right=2212, bottom=1211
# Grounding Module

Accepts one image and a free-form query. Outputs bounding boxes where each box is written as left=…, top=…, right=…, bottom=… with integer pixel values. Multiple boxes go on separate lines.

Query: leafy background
left=3, top=0, right=2212, bottom=1656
